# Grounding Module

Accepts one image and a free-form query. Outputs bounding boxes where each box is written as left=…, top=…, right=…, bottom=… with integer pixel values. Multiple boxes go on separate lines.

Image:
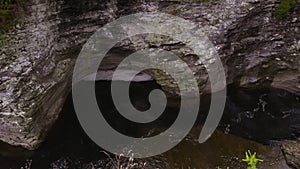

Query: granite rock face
left=0, top=0, right=299, bottom=150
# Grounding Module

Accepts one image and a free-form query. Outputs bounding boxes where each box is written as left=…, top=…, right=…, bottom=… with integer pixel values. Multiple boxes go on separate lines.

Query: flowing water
left=0, top=81, right=299, bottom=169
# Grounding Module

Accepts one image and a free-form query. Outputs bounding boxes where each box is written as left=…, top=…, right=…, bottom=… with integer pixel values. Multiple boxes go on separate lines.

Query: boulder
left=282, top=139, right=300, bottom=169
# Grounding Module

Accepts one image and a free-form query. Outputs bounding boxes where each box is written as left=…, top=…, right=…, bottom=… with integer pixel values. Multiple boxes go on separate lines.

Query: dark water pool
left=0, top=81, right=299, bottom=169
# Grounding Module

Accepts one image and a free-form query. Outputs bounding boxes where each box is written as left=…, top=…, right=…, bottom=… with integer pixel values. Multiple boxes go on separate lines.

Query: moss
left=0, top=0, right=15, bottom=9
left=0, top=0, right=16, bottom=48
left=275, top=0, right=297, bottom=19
left=0, top=10, right=14, bottom=48
left=0, top=31, right=7, bottom=47
left=197, top=77, right=207, bottom=86
left=0, top=0, right=15, bottom=23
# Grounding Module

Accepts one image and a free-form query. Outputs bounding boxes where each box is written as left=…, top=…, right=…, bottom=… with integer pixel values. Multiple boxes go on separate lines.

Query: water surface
left=0, top=81, right=299, bottom=169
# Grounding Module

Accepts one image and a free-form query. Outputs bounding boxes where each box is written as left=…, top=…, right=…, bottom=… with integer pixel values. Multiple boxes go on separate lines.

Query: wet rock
left=282, top=139, right=300, bottom=169
left=49, top=157, right=107, bottom=169
left=0, top=0, right=299, bottom=149
left=222, top=1, right=300, bottom=94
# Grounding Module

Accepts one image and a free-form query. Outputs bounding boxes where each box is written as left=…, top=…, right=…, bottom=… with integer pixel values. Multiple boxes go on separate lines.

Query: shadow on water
left=221, top=86, right=300, bottom=144
left=0, top=81, right=299, bottom=169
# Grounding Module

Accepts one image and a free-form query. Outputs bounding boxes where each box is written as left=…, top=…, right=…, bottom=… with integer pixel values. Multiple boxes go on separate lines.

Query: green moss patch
left=0, top=0, right=16, bottom=48
left=275, top=0, right=297, bottom=19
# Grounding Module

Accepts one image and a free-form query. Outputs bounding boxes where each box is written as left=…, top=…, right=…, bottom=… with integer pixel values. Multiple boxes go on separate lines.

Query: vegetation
left=0, top=0, right=16, bottom=47
left=0, top=0, right=15, bottom=6
left=217, top=150, right=263, bottom=169
left=242, top=150, right=263, bottom=169
left=275, top=0, right=297, bottom=19
left=0, top=0, right=16, bottom=28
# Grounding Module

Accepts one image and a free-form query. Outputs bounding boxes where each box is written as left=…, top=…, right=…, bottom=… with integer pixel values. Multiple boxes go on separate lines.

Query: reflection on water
left=221, top=86, right=300, bottom=144
left=0, top=81, right=299, bottom=169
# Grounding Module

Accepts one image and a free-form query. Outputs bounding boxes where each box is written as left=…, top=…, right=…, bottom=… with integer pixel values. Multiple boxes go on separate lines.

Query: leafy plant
left=275, top=0, right=297, bottom=19
left=242, top=150, right=263, bottom=169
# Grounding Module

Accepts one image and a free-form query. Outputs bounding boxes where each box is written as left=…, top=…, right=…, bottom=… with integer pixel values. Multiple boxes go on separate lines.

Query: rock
left=0, top=0, right=118, bottom=150
left=282, top=139, right=300, bottom=169
left=0, top=0, right=299, bottom=149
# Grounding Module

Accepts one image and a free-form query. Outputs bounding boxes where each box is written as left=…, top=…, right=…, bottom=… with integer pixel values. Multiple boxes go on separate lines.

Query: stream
left=0, top=81, right=299, bottom=169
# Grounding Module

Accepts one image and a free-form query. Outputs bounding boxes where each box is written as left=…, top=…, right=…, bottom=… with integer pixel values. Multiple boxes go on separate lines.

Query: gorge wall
left=0, top=0, right=299, bottom=150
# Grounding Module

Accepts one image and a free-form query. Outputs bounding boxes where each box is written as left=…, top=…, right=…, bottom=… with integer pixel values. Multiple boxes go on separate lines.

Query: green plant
left=242, top=150, right=263, bottom=169
left=275, top=0, right=297, bottom=19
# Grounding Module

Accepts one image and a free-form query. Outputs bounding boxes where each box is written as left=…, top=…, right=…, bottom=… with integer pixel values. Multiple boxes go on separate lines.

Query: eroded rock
left=0, top=0, right=299, bottom=149
left=282, top=139, right=300, bottom=169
